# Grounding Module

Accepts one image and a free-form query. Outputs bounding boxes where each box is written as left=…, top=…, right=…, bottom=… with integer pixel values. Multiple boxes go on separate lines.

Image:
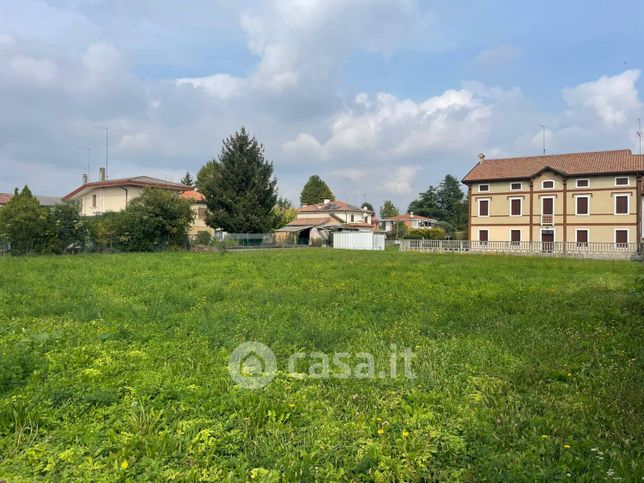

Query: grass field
left=0, top=250, right=642, bottom=481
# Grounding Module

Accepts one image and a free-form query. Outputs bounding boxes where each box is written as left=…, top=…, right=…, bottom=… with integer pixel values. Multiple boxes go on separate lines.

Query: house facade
left=462, top=149, right=644, bottom=248
left=62, top=173, right=212, bottom=236
left=62, top=174, right=191, bottom=216
left=180, top=190, right=214, bottom=236
left=276, top=199, right=374, bottom=244
left=382, top=213, right=436, bottom=233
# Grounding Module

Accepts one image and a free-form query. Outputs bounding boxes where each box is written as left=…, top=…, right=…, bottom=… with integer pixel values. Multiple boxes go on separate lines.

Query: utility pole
left=93, top=126, right=109, bottom=179
left=539, top=124, right=546, bottom=155
left=76, top=147, right=91, bottom=180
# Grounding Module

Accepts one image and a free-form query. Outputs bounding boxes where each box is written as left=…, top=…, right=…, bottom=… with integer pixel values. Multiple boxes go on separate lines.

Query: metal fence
left=208, top=232, right=306, bottom=249
left=399, top=239, right=643, bottom=260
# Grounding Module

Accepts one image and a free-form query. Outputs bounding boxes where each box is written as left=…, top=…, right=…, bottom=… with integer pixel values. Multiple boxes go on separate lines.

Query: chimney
left=323, top=198, right=330, bottom=204
left=99, top=167, right=106, bottom=182
left=82, top=173, right=88, bottom=184
left=478, top=153, right=485, bottom=163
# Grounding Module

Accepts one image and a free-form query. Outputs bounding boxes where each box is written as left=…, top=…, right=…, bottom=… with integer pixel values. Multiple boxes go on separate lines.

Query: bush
left=48, top=202, right=87, bottom=253
left=193, top=231, right=212, bottom=246
left=432, top=220, right=455, bottom=235
left=404, top=227, right=446, bottom=240
left=0, top=187, right=51, bottom=255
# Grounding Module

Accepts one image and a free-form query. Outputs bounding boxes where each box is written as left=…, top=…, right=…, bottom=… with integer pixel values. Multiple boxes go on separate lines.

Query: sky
left=0, top=0, right=643, bottom=211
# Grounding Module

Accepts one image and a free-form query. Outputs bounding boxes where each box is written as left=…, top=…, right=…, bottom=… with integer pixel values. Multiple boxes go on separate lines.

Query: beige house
left=62, top=173, right=211, bottom=236
left=180, top=190, right=214, bottom=236
left=462, top=149, right=644, bottom=248
left=276, top=199, right=374, bottom=244
left=382, top=213, right=436, bottom=233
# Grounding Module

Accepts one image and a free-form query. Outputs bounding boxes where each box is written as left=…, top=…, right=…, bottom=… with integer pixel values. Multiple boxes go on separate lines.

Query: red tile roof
left=180, top=190, right=205, bottom=202
left=285, top=216, right=336, bottom=227
left=382, top=214, right=435, bottom=222
left=0, top=193, right=12, bottom=205
left=62, top=176, right=191, bottom=201
left=299, top=200, right=373, bottom=213
left=462, top=149, right=644, bottom=182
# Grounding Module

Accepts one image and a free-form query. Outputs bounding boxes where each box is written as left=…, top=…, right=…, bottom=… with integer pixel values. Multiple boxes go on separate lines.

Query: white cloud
left=186, top=0, right=424, bottom=96
left=282, top=133, right=327, bottom=160
left=383, top=166, right=419, bottom=195
left=562, top=69, right=641, bottom=126
left=176, top=74, right=246, bottom=100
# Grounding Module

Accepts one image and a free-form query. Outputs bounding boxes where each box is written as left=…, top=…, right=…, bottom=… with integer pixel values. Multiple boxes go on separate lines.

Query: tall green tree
left=408, top=185, right=442, bottom=219
left=0, top=186, right=50, bottom=255
left=300, top=175, right=334, bottom=206
left=180, top=171, right=195, bottom=187
left=408, top=174, right=468, bottom=231
left=380, top=200, right=400, bottom=219
left=437, top=175, right=468, bottom=230
left=197, top=127, right=278, bottom=233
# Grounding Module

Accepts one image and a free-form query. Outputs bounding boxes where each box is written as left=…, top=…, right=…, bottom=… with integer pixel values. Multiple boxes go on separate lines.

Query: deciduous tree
left=380, top=200, right=399, bottom=219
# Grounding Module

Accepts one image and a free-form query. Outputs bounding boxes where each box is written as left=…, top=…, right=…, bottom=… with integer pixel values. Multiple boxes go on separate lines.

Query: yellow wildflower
left=402, top=430, right=409, bottom=438
left=563, top=444, right=571, bottom=449
left=121, top=461, right=129, bottom=470
left=377, top=428, right=385, bottom=435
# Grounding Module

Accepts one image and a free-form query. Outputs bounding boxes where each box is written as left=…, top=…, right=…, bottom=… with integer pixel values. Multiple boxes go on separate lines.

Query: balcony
left=541, top=214, right=554, bottom=226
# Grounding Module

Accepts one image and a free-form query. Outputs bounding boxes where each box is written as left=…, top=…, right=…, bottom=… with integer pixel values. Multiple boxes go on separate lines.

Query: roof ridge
left=484, top=148, right=631, bottom=162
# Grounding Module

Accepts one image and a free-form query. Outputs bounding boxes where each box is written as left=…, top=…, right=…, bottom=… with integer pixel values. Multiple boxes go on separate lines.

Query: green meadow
left=0, top=250, right=642, bottom=481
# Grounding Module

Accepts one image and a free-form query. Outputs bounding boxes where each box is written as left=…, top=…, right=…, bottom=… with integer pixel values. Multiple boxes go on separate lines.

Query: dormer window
left=542, top=180, right=555, bottom=189
left=478, top=184, right=490, bottom=192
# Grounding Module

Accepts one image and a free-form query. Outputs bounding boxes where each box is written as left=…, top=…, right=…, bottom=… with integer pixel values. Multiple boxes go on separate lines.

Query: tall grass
left=0, top=250, right=642, bottom=480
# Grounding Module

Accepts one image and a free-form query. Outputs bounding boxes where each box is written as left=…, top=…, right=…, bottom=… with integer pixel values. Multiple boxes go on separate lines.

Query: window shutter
left=479, top=200, right=489, bottom=216
left=511, top=199, right=521, bottom=216
left=615, top=196, right=628, bottom=214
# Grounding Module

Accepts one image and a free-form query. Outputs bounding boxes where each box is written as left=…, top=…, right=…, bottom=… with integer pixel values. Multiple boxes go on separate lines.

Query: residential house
left=276, top=199, right=374, bottom=244
left=180, top=190, right=214, bottom=236
left=461, top=149, right=644, bottom=250
left=62, top=171, right=211, bottom=236
left=382, top=213, right=436, bottom=233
